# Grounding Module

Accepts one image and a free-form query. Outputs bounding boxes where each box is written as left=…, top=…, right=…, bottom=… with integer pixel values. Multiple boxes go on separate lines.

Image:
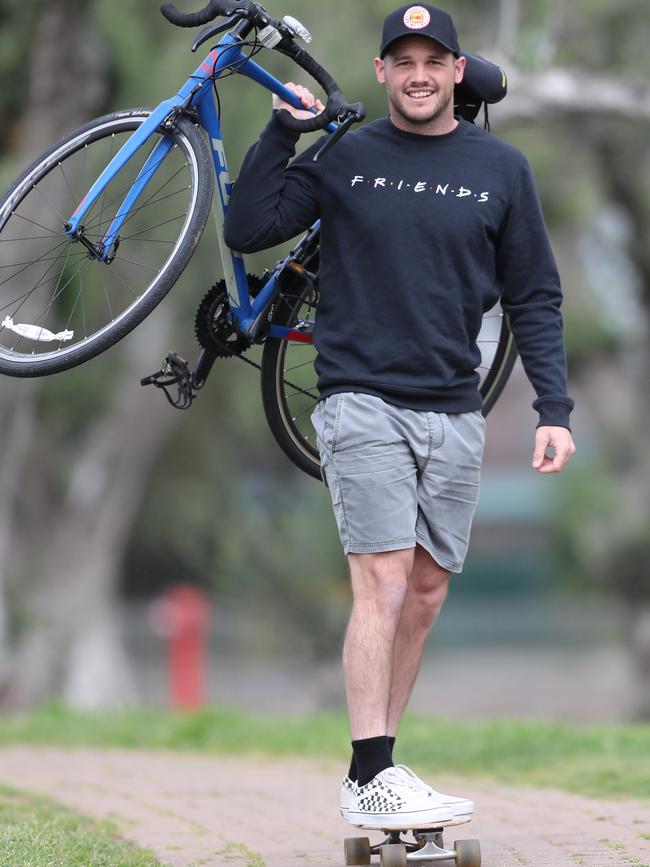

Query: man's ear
left=375, top=56, right=386, bottom=85
left=454, top=55, right=467, bottom=85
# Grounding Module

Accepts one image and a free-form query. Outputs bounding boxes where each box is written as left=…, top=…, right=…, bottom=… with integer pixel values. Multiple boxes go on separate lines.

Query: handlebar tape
left=160, top=3, right=366, bottom=134
left=160, top=0, right=240, bottom=27
left=274, top=40, right=349, bottom=132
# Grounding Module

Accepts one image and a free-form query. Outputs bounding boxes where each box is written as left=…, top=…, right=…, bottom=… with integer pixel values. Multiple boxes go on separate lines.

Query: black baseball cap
left=379, top=4, right=461, bottom=59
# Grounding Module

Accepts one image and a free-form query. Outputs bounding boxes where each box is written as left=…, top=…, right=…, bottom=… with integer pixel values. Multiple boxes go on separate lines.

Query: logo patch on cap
left=403, top=5, right=431, bottom=29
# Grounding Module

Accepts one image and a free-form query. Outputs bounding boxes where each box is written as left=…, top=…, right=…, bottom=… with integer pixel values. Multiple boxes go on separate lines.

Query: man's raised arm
left=223, top=85, right=325, bottom=253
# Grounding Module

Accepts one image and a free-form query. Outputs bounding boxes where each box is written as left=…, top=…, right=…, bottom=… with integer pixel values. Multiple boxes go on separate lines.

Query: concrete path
left=1, top=747, right=649, bottom=867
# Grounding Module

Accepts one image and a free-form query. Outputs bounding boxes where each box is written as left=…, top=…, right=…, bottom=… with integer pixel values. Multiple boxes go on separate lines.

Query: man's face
left=375, top=36, right=466, bottom=128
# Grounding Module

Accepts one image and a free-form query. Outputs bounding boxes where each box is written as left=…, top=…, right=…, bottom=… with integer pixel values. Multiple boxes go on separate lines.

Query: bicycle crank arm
left=191, top=347, right=218, bottom=389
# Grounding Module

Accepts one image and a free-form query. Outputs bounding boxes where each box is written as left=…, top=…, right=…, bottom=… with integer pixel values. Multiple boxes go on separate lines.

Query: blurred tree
left=0, top=0, right=111, bottom=705
left=0, top=0, right=182, bottom=710
left=0, top=0, right=649, bottom=714
left=548, top=122, right=650, bottom=717
left=486, top=0, right=650, bottom=717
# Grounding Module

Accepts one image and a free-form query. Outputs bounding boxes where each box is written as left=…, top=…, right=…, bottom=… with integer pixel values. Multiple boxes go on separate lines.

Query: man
left=224, top=3, right=575, bottom=830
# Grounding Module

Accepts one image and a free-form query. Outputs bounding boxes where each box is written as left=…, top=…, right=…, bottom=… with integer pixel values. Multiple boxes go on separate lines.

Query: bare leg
left=387, top=544, right=449, bottom=737
left=343, top=548, right=414, bottom=739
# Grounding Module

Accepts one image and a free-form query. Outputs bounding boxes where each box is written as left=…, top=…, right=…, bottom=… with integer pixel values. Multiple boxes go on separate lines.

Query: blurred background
left=0, top=0, right=648, bottom=722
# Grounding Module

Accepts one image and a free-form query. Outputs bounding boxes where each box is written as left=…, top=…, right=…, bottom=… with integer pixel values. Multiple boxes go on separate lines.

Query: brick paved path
left=1, top=747, right=649, bottom=866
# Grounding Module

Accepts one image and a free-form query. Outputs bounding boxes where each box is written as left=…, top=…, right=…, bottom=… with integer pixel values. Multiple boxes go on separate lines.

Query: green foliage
left=2, top=704, right=650, bottom=799
left=37, top=356, right=116, bottom=438
left=563, top=308, right=625, bottom=373
left=560, top=0, right=650, bottom=75
left=547, top=425, right=650, bottom=602
left=122, top=366, right=349, bottom=657
left=3, top=0, right=648, bottom=661
left=548, top=453, right=634, bottom=593
left=0, top=783, right=160, bottom=866
left=0, top=0, right=40, bottom=154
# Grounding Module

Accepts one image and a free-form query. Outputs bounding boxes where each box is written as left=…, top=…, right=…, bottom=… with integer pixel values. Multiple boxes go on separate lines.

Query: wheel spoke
left=0, top=112, right=208, bottom=371
left=261, top=267, right=515, bottom=479
left=282, top=357, right=315, bottom=373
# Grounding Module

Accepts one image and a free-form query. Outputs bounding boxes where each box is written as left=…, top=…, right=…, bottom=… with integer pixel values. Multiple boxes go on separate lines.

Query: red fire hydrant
left=149, top=584, right=212, bottom=710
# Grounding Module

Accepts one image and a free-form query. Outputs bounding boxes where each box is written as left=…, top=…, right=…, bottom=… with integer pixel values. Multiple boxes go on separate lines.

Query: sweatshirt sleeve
left=223, top=112, right=323, bottom=253
left=497, top=158, right=574, bottom=430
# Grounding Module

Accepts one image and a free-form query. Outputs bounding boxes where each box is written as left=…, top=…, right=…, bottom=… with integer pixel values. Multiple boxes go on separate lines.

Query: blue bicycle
left=0, top=0, right=516, bottom=479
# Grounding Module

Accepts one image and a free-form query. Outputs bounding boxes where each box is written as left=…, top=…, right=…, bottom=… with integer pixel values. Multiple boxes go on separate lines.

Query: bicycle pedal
left=140, top=351, right=196, bottom=409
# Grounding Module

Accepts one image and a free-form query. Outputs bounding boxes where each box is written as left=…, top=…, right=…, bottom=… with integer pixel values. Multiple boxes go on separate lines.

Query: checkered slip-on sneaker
left=394, top=764, right=475, bottom=825
left=345, top=766, right=455, bottom=830
left=340, top=776, right=357, bottom=821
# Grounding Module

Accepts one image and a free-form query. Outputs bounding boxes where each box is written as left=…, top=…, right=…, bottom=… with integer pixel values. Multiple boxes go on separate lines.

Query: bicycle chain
left=230, top=340, right=319, bottom=402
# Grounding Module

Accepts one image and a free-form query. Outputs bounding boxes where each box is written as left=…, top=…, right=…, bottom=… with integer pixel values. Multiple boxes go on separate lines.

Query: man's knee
left=348, top=548, right=413, bottom=608
left=408, top=547, right=450, bottom=622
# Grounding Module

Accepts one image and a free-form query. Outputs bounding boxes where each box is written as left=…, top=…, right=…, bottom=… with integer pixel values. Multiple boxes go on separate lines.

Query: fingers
left=292, top=83, right=318, bottom=110
left=272, top=82, right=325, bottom=116
left=532, top=428, right=549, bottom=470
left=532, top=426, right=576, bottom=474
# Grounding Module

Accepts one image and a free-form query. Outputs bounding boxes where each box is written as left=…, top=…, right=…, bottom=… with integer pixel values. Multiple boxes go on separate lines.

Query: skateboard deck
left=343, top=826, right=480, bottom=866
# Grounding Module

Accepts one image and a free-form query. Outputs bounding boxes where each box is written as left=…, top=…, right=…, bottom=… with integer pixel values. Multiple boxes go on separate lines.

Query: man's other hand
left=272, top=82, right=325, bottom=119
left=532, top=426, right=576, bottom=474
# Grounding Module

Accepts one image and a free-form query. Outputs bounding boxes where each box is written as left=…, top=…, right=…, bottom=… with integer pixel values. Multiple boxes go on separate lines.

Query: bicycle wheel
left=261, top=263, right=517, bottom=480
left=261, top=267, right=322, bottom=480
left=0, top=108, right=213, bottom=376
left=476, top=305, right=518, bottom=415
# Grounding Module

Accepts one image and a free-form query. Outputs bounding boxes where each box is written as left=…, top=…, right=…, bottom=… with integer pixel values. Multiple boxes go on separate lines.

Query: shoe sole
left=445, top=811, right=474, bottom=827
left=341, top=806, right=474, bottom=827
left=345, top=806, right=456, bottom=830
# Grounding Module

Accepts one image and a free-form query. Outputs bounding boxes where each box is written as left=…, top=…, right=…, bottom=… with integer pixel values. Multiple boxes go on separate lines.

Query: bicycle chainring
left=194, top=275, right=265, bottom=357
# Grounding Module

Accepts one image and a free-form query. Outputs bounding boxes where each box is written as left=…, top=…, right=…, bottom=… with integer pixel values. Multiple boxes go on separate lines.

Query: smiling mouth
left=406, top=90, right=435, bottom=101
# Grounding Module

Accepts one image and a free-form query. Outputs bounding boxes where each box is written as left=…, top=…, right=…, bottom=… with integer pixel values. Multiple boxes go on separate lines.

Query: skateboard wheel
left=454, top=838, right=481, bottom=867
left=344, top=836, right=371, bottom=865
left=380, top=842, right=407, bottom=867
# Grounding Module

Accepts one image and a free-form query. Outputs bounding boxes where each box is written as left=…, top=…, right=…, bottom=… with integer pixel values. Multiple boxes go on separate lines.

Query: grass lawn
left=0, top=704, right=649, bottom=800
left=0, top=784, right=159, bottom=866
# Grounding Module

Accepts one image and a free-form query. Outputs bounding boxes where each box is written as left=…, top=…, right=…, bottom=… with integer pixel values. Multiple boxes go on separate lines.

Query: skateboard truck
left=344, top=827, right=480, bottom=867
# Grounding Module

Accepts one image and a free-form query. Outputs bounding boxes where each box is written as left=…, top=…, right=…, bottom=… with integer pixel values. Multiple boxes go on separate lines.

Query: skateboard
left=343, top=826, right=480, bottom=867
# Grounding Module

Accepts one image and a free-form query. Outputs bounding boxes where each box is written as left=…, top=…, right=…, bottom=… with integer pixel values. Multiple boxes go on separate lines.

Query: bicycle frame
left=64, top=32, right=335, bottom=345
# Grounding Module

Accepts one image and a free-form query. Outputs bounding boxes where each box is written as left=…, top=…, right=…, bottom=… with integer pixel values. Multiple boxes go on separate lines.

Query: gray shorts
left=311, top=392, right=485, bottom=573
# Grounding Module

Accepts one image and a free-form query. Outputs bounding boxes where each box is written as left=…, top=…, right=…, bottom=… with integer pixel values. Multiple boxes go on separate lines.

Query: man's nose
left=409, top=65, right=432, bottom=82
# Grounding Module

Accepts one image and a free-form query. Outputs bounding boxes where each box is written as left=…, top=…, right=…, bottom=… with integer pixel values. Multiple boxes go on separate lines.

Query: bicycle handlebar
left=160, top=0, right=250, bottom=28
left=274, top=40, right=365, bottom=133
left=159, top=0, right=366, bottom=134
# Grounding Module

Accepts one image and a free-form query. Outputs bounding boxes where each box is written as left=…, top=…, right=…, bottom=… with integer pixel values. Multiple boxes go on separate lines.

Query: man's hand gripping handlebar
left=160, top=0, right=366, bottom=156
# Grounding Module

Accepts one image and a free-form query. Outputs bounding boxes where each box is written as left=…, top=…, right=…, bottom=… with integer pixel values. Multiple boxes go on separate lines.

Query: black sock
left=349, top=736, right=396, bottom=786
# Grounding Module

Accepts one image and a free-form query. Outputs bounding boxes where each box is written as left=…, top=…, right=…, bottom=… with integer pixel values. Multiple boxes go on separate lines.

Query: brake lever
left=312, top=111, right=364, bottom=163
left=191, top=18, right=236, bottom=51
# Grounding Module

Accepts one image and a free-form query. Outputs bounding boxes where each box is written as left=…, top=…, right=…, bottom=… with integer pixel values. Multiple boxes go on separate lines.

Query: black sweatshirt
left=224, top=113, right=574, bottom=429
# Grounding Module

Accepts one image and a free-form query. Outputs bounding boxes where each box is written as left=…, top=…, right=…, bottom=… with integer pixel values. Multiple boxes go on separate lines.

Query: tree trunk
left=1, top=309, right=180, bottom=710
left=627, top=603, right=650, bottom=720
left=22, top=0, right=110, bottom=156
left=0, top=0, right=183, bottom=710
left=0, top=379, right=37, bottom=674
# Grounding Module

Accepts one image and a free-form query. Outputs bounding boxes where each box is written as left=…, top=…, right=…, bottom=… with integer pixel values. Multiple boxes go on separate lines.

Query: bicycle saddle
left=455, top=51, right=507, bottom=123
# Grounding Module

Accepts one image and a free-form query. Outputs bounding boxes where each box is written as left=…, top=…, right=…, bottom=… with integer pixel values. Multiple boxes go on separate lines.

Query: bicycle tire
left=480, top=312, right=518, bottom=415
left=261, top=268, right=322, bottom=480
left=0, top=108, right=213, bottom=376
left=261, top=268, right=517, bottom=480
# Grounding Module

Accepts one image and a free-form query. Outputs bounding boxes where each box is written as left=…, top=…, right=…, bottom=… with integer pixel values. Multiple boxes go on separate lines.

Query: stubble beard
left=390, top=87, right=453, bottom=128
